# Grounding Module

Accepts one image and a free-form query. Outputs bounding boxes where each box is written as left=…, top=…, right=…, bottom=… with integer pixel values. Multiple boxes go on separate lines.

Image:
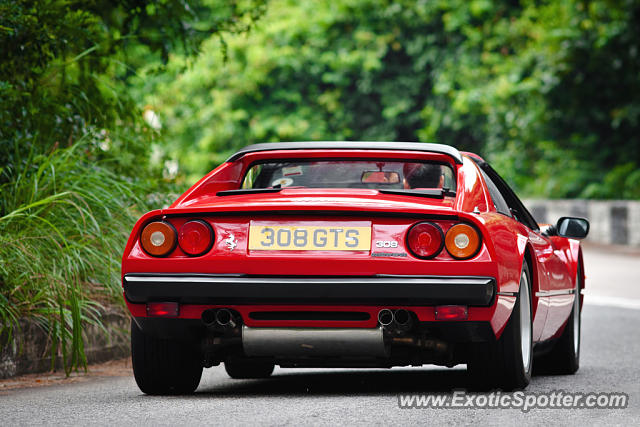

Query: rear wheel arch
left=523, top=244, right=539, bottom=317
left=469, top=256, right=533, bottom=390
left=533, top=252, right=582, bottom=375
left=561, top=239, right=584, bottom=290
left=577, top=247, right=585, bottom=291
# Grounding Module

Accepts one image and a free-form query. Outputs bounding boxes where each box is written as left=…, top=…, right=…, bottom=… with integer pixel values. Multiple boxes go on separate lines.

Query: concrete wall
left=524, top=199, right=640, bottom=247
left=0, top=311, right=129, bottom=379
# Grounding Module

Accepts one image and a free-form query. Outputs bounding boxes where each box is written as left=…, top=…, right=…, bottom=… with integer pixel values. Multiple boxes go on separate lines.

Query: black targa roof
left=226, top=141, right=464, bottom=164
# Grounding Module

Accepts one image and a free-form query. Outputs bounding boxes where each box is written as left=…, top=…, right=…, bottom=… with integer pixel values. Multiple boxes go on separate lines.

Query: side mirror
left=556, top=217, right=589, bottom=239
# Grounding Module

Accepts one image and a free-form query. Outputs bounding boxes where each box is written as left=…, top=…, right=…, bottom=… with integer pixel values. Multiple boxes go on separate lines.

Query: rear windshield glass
left=242, top=160, right=455, bottom=190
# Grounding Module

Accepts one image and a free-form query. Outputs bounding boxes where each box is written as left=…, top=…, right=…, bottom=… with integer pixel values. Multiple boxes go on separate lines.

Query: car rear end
left=122, top=145, right=511, bottom=393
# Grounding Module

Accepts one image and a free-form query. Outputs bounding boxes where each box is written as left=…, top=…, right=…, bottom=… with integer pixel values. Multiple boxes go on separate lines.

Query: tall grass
left=0, top=136, right=157, bottom=374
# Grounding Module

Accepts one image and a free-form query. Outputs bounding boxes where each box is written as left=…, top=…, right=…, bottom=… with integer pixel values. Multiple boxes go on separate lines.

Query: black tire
left=468, top=260, right=533, bottom=390
left=534, top=260, right=582, bottom=375
left=131, top=320, right=203, bottom=395
left=224, top=358, right=275, bottom=379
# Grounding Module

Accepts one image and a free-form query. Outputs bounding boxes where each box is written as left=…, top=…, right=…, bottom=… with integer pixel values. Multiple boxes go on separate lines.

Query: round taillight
left=406, top=222, right=444, bottom=259
left=445, top=223, right=481, bottom=259
left=140, top=221, right=177, bottom=257
left=178, top=220, right=214, bottom=256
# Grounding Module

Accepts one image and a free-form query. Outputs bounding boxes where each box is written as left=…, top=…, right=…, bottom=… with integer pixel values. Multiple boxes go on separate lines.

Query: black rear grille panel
left=249, top=311, right=371, bottom=321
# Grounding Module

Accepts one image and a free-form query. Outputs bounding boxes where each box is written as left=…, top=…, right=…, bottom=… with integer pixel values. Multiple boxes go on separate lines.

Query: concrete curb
left=524, top=199, right=640, bottom=247
left=0, top=311, right=130, bottom=379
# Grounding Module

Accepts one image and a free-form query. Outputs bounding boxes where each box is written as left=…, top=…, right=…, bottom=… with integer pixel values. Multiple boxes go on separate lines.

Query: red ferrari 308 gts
left=122, top=142, right=589, bottom=394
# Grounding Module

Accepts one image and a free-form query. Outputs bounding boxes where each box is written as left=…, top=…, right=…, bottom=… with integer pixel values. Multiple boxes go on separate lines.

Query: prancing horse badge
left=224, top=233, right=237, bottom=251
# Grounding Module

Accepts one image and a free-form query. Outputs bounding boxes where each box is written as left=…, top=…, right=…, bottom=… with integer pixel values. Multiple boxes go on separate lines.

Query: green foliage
left=0, top=138, right=160, bottom=374
left=2, top=0, right=639, bottom=375
left=582, top=163, right=640, bottom=199
left=148, top=0, right=639, bottom=198
left=147, top=0, right=456, bottom=178
left=0, top=0, right=267, bottom=372
left=0, top=0, right=268, bottom=184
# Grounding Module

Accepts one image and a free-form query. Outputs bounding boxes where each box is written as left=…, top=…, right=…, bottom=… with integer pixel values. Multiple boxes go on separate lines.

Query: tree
left=0, top=0, right=267, bottom=185
left=149, top=0, right=640, bottom=198
left=0, top=0, right=267, bottom=373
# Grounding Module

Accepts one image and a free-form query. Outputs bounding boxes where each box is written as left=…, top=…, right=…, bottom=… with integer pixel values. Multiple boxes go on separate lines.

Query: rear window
left=242, top=160, right=455, bottom=190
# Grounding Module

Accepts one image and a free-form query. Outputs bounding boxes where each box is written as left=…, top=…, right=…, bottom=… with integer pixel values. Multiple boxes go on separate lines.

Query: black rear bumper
left=123, top=274, right=496, bottom=306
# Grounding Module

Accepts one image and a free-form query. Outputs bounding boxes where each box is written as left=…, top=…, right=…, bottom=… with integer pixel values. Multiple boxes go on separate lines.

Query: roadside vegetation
left=1, top=0, right=639, bottom=373
left=147, top=0, right=640, bottom=198
left=0, top=0, right=266, bottom=373
left=0, top=139, right=151, bottom=371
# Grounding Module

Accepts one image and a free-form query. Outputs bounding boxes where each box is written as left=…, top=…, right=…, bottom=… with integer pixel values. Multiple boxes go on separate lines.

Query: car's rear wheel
left=468, top=259, right=533, bottom=390
left=224, top=358, right=275, bottom=379
left=131, top=320, right=203, bottom=395
left=534, top=260, right=582, bottom=374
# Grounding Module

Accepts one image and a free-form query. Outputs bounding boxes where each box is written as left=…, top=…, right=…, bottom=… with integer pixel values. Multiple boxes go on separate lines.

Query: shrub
left=0, top=135, right=162, bottom=374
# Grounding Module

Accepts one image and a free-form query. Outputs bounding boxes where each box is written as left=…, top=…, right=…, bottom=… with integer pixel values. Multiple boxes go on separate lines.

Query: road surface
left=1, top=244, right=638, bottom=425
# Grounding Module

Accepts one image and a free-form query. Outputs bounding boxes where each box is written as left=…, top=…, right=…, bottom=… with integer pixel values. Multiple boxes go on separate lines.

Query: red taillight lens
left=406, top=222, right=444, bottom=259
left=178, top=220, right=213, bottom=256
left=435, top=305, right=468, bottom=321
left=147, top=302, right=179, bottom=317
left=140, top=221, right=177, bottom=257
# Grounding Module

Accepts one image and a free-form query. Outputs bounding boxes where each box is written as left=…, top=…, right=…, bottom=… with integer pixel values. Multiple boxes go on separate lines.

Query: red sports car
left=122, top=142, right=589, bottom=394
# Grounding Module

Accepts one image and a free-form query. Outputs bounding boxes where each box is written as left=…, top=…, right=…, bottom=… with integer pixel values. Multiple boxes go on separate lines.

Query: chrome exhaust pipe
left=377, top=309, right=394, bottom=327
left=393, top=309, right=412, bottom=331
left=201, top=309, right=217, bottom=327
left=215, top=308, right=236, bottom=328
left=242, top=326, right=388, bottom=357
left=201, top=308, right=237, bottom=329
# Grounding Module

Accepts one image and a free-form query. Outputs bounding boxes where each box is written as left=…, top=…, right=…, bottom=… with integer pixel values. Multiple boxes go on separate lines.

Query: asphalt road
left=1, top=244, right=639, bottom=426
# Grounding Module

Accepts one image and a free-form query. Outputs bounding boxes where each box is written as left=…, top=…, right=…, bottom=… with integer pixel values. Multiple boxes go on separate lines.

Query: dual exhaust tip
left=202, top=308, right=236, bottom=328
left=204, top=307, right=413, bottom=330
left=377, top=308, right=412, bottom=329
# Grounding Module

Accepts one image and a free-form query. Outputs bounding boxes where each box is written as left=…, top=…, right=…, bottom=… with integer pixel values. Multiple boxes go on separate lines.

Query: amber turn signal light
left=445, top=223, right=481, bottom=259
left=140, top=221, right=177, bottom=257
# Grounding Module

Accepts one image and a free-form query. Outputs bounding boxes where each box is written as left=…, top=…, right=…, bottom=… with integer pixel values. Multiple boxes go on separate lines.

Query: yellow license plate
left=248, top=224, right=371, bottom=251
